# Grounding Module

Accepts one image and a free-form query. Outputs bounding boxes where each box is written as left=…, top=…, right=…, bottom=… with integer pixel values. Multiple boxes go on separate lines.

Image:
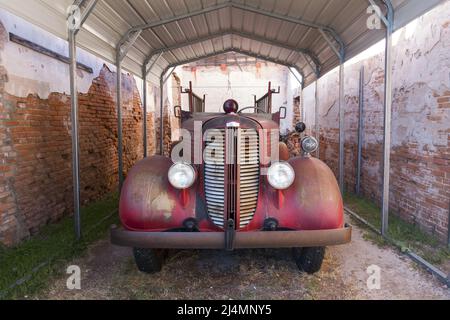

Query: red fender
left=119, top=156, right=196, bottom=231
left=275, top=156, right=344, bottom=230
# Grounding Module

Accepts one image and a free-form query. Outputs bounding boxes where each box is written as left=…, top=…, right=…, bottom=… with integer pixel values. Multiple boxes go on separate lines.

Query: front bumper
left=110, top=224, right=352, bottom=249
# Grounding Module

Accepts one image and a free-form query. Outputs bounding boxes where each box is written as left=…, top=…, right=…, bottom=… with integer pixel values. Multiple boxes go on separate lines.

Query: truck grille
left=204, top=127, right=260, bottom=229
left=238, top=129, right=260, bottom=228
left=204, top=129, right=226, bottom=227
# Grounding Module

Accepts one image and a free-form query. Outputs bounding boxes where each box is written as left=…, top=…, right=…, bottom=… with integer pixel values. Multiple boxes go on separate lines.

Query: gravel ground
left=38, top=217, right=449, bottom=300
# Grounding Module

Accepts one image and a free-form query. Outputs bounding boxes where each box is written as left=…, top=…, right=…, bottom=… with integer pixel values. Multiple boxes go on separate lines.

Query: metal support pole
left=381, top=10, right=394, bottom=236
left=159, top=77, right=164, bottom=156
left=314, top=80, right=320, bottom=158
left=157, top=67, right=176, bottom=156
left=69, top=30, right=81, bottom=241
left=300, top=87, right=305, bottom=123
left=116, top=55, right=124, bottom=191
left=142, top=67, right=148, bottom=158
left=289, top=68, right=303, bottom=86
left=163, top=67, right=176, bottom=85
left=67, top=0, right=98, bottom=240
left=447, top=202, right=450, bottom=248
left=356, top=66, right=364, bottom=195
left=338, top=61, right=345, bottom=194
left=319, top=22, right=345, bottom=193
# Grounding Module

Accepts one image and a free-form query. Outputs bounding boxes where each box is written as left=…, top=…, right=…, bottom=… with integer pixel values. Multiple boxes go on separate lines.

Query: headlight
left=267, top=162, right=295, bottom=190
left=301, top=136, right=318, bottom=154
left=168, top=163, right=196, bottom=189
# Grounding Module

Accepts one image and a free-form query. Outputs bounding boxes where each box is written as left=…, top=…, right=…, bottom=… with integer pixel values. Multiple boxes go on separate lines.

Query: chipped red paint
left=119, top=111, right=344, bottom=235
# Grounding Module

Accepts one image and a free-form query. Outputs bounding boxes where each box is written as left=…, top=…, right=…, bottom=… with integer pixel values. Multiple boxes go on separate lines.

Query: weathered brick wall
left=0, top=62, right=157, bottom=246
left=298, top=2, right=450, bottom=242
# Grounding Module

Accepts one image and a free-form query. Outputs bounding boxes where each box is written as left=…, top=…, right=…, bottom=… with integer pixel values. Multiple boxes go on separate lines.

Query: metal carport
left=0, top=0, right=444, bottom=240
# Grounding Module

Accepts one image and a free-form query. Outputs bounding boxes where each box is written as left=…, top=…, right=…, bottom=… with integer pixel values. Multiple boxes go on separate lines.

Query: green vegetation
left=0, top=193, right=119, bottom=300
left=344, top=192, right=450, bottom=268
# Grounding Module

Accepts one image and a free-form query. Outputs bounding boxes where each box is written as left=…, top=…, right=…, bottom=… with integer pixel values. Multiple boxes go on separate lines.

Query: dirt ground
left=38, top=217, right=449, bottom=300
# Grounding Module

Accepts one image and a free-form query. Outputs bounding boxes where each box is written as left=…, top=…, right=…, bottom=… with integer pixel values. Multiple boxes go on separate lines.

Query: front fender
left=119, top=155, right=196, bottom=231
left=275, top=156, right=344, bottom=230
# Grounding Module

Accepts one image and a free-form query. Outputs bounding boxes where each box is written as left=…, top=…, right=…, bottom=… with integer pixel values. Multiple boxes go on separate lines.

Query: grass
left=344, top=192, right=450, bottom=268
left=0, top=192, right=119, bottom=300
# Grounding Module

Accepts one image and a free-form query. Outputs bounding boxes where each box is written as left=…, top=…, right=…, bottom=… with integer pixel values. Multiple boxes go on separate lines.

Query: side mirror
left=295, top=122, right=306, bottom=133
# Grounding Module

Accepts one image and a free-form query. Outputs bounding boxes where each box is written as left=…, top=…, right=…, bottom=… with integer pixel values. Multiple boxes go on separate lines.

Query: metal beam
left=142, top=66, right=148, bottom=158
left=116, top=2, right=230, bottom=57
left=157, top=67, right=177, bottom=156
left=319, top=28, right=344, bottom=61
left=119, top=2, right=230, bottom=44
left=145, top=52, right=163, bottom=77
left=381, top=0, right=394, bottom=236
left=289, top=68, right=303, bottom=87
left=159, top=76, right=164, bottom=156
left=118, top=1, right=343, bottom=46
left=76, top=0, right=98, bottom=34
left=144, top=30, right=321, bottom=75
left=304, top=55, right=320, bottom=78
left=230, top=2, right=344, bottom=52
left=161, top=48, right=304, bottom=80
left=314, top=80, right=320, bottom=159
left=368, top=0, right=389, bottom=27
left=163, top=67, right=175, bottom=85
left=68, top=0, right=98, bottom=241
left=68, top=30, right=81, bottom=241
left=356, top=66, right=364, bottom=196
left=447, top=202, right=450, bottom=248
left=300, top=87, right=305, bottom=125
left=116, top=52, right=124, bottom=191
left=117, top=1, right=344, bottom=71
left=338, top=61, right=345, bottom=194
left=118, top=30, right=142, bottom=62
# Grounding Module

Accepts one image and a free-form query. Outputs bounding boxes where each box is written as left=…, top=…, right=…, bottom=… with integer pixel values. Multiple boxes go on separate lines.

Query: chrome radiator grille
left=204, top=127, right=260, bottom=229
left=238, top=129, right=260, bottom=228
left=204, top=129, right=226, bottom=227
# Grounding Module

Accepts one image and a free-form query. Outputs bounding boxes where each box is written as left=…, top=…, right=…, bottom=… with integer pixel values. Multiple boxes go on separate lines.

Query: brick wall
left=0, top=62, right=157, bottom=246
left=298, top=2, right=450, bottom=242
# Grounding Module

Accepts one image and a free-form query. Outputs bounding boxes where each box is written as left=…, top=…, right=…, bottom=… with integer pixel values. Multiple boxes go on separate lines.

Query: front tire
left=292, top=247, right=325, bottom=274
left=133, top=248, right=164, bottom=274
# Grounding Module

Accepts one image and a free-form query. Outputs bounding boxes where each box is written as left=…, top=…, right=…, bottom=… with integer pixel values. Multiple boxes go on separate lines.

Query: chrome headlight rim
left=168, top=162, right=196, bottom=189
left=267, top=161, right=295, bottom=190
left=301, top=136, right=318, bottom=154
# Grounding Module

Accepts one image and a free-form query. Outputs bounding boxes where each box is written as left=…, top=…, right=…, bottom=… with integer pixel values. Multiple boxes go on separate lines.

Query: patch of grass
left=344, top=192, right=450, bottom=267
left=0, top=193, right=119, bottom=300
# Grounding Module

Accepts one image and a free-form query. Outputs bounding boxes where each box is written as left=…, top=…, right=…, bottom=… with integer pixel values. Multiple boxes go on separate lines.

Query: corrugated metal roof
left=0, top=0, right=444, bottom=86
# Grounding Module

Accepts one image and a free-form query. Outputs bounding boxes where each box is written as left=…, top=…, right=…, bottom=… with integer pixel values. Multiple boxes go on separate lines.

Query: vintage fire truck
left=111, top=83, right=351, bottom=274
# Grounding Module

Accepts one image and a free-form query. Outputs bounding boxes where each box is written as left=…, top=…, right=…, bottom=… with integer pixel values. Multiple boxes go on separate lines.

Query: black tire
left=292, top=247, right=325, bottom=274
left=133, top=248, right=164, bottom=274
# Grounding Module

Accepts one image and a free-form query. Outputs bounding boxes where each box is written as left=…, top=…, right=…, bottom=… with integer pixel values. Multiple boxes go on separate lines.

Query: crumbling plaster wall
left=178, top=63, right=300, bottom=134
left=0, top=10, right=164, bottom=246
left=301, top=1, right=450, bottom=241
